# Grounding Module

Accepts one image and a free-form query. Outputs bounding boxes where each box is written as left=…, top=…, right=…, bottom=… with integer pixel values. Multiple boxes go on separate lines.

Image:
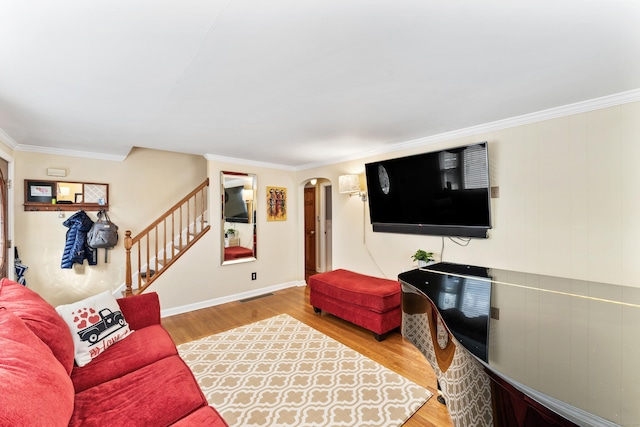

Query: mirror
left=221, top=171, right=257, bottom=265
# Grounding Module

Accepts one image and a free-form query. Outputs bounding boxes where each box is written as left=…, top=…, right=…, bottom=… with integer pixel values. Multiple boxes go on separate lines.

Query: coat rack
left=24, top=179, right=109, bottom=212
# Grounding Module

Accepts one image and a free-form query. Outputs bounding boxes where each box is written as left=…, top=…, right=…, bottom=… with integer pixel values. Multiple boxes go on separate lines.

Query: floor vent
left=239, top=293, right=274, bottom=303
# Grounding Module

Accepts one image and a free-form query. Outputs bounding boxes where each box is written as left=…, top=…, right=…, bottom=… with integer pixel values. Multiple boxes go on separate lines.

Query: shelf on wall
left=24, top=179, right=109, bottom=212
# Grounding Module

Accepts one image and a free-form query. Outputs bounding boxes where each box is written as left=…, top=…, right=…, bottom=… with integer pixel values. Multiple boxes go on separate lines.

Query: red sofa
left=0, top=278, right=228, bottom=427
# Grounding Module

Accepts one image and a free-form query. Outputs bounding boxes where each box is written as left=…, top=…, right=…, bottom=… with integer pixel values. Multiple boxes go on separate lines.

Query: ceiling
left=1, top=1, right=639, bottom=169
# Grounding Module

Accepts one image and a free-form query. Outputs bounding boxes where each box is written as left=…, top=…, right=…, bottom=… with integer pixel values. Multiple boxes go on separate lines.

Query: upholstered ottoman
left=308, top=269, right=401, bottom=341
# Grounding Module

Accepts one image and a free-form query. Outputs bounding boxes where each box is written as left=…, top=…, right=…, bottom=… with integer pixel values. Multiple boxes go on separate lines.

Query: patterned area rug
left=177, top=314, right=432, bottom=427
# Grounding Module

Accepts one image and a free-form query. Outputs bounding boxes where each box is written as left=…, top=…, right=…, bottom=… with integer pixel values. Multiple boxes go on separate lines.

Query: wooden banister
left=124, top=178, right=210, bottom=296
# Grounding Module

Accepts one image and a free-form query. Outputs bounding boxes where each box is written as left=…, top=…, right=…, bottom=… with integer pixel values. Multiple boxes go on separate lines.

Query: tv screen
left=365, top=142, right=491, bottom=238
left=224, top=186, right=249, bottom=223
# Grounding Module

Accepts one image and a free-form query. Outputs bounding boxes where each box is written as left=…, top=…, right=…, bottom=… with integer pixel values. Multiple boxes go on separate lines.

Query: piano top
left=399, top=263, right=640, bottom=426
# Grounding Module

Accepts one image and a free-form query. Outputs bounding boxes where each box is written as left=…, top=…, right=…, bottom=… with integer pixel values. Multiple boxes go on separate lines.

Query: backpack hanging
left=87, top=210, right=118, bottom=260
left=14, top=247, right=28, bottom=286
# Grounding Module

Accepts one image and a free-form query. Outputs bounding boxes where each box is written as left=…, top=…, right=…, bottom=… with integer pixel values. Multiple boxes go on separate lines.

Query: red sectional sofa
left=308, top=269, right=401, bottom=341
left=0, top=278, right=228, bottom=427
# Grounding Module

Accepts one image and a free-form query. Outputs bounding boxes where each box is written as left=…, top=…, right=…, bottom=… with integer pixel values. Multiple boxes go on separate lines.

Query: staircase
left=124, top=178, right=210, bottom=296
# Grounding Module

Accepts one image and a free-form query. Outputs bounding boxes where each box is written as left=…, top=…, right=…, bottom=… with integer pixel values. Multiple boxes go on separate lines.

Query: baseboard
left=159, top=280, right=307, bottom=318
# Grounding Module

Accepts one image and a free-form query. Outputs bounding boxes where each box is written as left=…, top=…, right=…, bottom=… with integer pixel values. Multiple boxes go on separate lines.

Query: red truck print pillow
left=56, top=290, right=133, bottom=367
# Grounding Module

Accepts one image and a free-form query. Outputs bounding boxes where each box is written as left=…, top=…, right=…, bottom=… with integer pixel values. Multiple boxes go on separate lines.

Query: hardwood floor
left=162, top=285, right=454, bottom=427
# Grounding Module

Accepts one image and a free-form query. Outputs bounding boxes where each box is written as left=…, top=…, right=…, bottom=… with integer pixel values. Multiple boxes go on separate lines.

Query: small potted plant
left=411, top=249, right=434, bottom=268
left=225, top=227, right=236, bottom=238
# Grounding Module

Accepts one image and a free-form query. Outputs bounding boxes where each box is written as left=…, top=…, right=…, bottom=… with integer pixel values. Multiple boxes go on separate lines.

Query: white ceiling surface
left=1, top=1, right=639, bottom=169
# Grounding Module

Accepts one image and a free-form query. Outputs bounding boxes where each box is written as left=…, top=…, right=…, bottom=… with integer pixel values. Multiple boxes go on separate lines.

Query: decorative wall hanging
left=26, top=181, right=54, bottom=203
left=83, top=184, right=108, bottom=205
left=24, top=179, right=109, bottom=211
left=266, top=186, right=286, bottom=221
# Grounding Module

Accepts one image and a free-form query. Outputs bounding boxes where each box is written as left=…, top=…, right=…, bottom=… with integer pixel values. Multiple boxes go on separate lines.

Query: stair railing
left=124, top=178, right=210, bottom=296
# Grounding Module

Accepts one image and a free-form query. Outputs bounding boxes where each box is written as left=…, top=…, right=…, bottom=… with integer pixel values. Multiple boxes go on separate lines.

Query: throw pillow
left=56, top=290, right=133, bottom=367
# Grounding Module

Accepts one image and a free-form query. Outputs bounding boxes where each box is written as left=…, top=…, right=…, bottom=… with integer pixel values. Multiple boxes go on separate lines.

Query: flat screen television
left=365, top=142, right=491, bottom=238
left=224, top=186, right=249, bottom=223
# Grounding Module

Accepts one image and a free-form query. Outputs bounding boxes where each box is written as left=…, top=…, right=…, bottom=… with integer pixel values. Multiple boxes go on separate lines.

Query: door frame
left=318, top=181, right=332, bottom=273
left=0, top=145, right=14, bottom=280
left=301, top=177, right=332, bottom=280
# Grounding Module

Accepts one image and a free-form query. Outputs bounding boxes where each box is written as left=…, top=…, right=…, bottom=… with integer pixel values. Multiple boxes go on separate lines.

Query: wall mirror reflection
left=221, top=171, right=256, bottom=265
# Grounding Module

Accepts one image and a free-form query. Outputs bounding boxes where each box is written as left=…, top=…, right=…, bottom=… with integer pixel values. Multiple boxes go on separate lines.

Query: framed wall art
left=27, top=181, right=55, bottom=203
left=266, top=186, right=286, bottom=221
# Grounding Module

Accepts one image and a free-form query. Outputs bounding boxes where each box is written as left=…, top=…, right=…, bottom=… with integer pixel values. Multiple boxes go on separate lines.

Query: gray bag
left=87, top=210, right=118, bottom=249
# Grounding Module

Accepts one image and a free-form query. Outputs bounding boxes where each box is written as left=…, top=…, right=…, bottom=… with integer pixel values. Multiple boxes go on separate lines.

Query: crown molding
left=204, top=153, right=297, bottom=171
left=14, top=144, right=127, bottom=162
left=0, top=128, right=18, bottom=149
left=295, top=88, right=640, bottom=171
left=5, top=88, right=639, bottom=170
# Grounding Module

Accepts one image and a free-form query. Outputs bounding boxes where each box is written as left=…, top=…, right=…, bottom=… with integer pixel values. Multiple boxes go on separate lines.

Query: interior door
left=304, top=187, right=316, bottom=277
left=0, top=165, right=8, bottom=278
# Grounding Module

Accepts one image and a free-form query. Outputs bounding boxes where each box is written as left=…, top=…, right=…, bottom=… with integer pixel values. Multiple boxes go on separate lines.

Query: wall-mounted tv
left=364, top=142, right=491, bottom=238
left=224, top=186, right=249, bottom=223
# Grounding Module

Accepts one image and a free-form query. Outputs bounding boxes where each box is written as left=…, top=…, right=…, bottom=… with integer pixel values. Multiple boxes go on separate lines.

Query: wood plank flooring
left=162, top=285, right=454, bottom=427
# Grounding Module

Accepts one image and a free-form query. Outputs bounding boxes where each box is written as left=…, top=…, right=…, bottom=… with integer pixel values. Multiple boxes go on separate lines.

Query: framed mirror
left=221, top=171, right=257, bottom=265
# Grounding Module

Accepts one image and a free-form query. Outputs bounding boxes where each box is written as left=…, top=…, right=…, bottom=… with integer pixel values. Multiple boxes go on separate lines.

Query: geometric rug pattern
left=178, top=314, right=432, bottom=426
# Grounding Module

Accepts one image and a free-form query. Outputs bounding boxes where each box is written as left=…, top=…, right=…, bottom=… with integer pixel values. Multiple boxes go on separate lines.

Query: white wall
left=6, top=100, right=640, bottom=312
left=298, top=101, right=640, bottom=288
left=148, top=159, right=302, bottom=312
left=13, top=148, right=207, bottom=306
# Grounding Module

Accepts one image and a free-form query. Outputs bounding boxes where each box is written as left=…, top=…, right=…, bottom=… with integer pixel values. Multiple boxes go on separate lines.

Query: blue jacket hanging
left=61, top=210, right=97, bottom=268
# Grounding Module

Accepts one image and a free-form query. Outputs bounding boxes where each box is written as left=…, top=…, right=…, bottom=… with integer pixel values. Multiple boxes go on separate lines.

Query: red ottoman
left=308, top=269, right=401, bottom=341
